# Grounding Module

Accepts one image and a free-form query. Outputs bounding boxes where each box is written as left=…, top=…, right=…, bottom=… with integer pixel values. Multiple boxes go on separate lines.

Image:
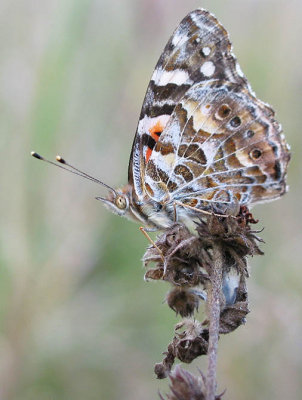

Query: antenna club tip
left=56, top=155, right=66, bottom=164
left=31, top=151, right=42, bottom=160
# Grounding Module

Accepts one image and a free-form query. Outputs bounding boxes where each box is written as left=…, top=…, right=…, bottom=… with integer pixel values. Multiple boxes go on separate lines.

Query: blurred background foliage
left=0, top=0, right=301, bottom=399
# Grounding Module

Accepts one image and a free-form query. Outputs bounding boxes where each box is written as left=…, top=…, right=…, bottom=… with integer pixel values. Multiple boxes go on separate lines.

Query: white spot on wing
left=202, top=46, right=211, bottom=56
left=200, top=61, right=215, bottom=77
left=152, top=68, right=191, bottom=86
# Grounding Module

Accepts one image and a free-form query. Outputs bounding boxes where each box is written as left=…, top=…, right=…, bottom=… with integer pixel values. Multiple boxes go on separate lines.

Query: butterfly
left=97, top=8, right=290, bottom=230
left=32, top=9, right=290, bottom=231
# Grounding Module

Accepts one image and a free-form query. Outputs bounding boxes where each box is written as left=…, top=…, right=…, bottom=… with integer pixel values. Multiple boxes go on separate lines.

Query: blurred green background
left=1, top=0, right=301, bottom=399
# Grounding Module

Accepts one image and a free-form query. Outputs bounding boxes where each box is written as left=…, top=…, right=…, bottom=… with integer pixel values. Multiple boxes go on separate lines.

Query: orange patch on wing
left=146, top=147, right=152, bottom=163
left=149, top=120, right=164, bottom=141
left=145, top=120, right=165, bottom=163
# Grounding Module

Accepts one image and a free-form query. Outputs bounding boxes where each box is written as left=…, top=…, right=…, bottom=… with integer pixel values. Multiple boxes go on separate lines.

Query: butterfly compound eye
left=115, top=195, right=127, bottom=210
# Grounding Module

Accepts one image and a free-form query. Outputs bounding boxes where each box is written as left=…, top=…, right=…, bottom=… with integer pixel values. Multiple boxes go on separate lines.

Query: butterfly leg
left=173, top=200, right=236, bottom=219
left=139, top=227, right=165, bottom=262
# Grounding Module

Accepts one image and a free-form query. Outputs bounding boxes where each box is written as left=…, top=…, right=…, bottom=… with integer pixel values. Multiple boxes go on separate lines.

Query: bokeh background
left=1, top=0, right=301, bottom=399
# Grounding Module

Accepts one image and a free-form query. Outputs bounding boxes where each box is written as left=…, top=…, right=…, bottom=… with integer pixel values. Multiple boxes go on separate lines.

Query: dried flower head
left=159, top=365, right=224, bottom=400
left=144, top=213, right=262, bottom=317
left=166, top=287, right=206, bottom=317
left=155, top=320, right=209, bottom=378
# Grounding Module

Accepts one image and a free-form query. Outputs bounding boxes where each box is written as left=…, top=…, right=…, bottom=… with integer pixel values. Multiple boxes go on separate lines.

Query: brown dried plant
left=143, top=208, right=263, bottom=399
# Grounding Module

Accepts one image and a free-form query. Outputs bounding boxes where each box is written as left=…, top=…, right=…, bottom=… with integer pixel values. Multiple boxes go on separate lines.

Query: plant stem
left=206, top=241, right=224, bottom=400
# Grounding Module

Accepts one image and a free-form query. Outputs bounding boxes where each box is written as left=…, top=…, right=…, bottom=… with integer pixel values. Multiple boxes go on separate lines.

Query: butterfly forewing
left=128, top=8, right=250, bottom=201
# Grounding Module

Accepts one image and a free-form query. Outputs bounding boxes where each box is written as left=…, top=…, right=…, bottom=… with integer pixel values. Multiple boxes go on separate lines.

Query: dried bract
left=219, top=274, right=249, bottom=334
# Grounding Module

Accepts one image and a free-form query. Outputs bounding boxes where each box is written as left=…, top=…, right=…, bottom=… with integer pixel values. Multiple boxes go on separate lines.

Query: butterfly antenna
left=31, top=151, right=116, bottom=193
left=55, top=154, right=117, bottom=192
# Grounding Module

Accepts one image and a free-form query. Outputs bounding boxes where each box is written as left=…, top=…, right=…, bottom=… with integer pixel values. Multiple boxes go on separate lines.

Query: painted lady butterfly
left=32, top=9, right=290, bottom=231
left=98, top=9, right=290, bottom=230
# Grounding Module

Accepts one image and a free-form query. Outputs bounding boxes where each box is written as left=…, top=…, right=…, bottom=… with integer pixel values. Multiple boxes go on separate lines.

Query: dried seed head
left=159, top=365, right=206, bottom=400
left=173, top=319, right=209, bottom=363
left=159, top=365, right=224, bottom=400
left=166, top=288, right=205, bottom=317
left=174, top=332, right=208, bottom=363
left=144, top=224, right=208, bottom=287
left=164, top=257, right=202, bottom=286
left=155, top=320, right=209, bottom=377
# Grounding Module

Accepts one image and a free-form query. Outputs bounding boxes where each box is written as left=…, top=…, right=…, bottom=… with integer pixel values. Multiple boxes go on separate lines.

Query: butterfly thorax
left=127, top=187, right=176, bottom=230
left=121, top=185, right=208, bottom=231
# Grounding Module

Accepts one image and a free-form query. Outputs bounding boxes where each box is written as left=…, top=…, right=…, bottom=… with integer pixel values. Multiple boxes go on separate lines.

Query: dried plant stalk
left=206, top=242, right=223, bottom=400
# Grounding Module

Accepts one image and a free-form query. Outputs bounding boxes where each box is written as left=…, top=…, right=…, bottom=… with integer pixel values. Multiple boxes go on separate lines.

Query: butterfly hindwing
left=144, top=80, right=290, bottom=213
left=128, top=8, right=249, bottom=201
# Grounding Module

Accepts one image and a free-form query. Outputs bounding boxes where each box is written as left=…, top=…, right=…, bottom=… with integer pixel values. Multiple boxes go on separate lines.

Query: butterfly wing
left=129, top=8, right=249, bottom=201
left=144, top=80, right=290, bottom=213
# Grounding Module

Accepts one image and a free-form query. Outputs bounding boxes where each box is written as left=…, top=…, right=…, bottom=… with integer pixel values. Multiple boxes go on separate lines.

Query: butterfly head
left=96, top=188, right=131, bottom=217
